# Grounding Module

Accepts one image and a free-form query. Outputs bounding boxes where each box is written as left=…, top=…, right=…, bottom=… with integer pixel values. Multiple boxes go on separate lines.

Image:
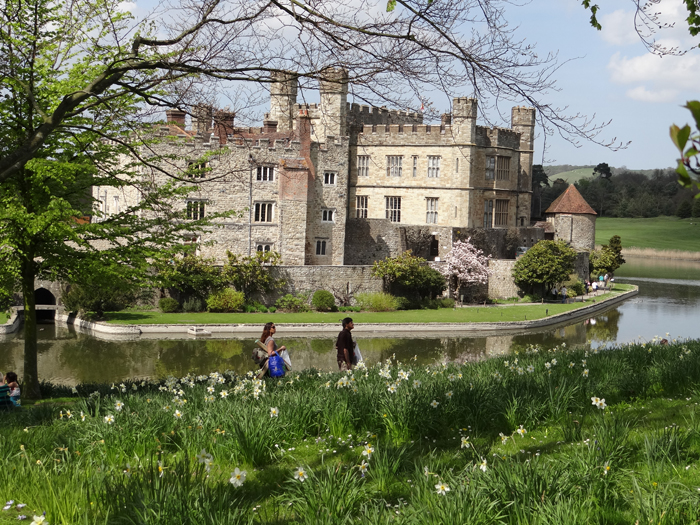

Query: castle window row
left=324, top=171, right=336, bottom=185
left=254, top=202, right=274, bottom=222
left=257, top=166, right=274, bottom=182
left=187, top=161, right=209, bottom=179
left=186, top=200, right=206, bottom=220
left=322, top=208, right=335, bottom=222
left=485, top=156, right=511, bottom=181
left=256, top=244, right=273, bottom=252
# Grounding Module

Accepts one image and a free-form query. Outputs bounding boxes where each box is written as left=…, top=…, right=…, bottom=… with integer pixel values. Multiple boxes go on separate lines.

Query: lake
left=1, top=256, right=699, bottom=385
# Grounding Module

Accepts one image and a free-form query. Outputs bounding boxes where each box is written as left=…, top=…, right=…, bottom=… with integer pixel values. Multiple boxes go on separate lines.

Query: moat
left=1, top=256, right=698, bottom=386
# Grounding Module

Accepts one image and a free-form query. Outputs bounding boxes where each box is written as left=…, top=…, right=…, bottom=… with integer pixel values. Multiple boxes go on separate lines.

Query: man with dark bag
left=336, top=318, right=355, bottom=371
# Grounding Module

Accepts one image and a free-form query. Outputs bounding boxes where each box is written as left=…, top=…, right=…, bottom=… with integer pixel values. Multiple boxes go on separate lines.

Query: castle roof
left=545, top=184, right=597, bottom=215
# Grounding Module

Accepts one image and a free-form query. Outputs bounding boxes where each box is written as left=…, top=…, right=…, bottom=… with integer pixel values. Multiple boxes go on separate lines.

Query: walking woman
left=256, top=322, right=292, bottom=379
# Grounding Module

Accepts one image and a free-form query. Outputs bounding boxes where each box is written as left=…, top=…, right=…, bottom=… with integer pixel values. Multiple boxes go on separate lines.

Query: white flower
left=80, top=411, right=86, bottom=422
left=603, top=462, right=611, bottom=475
left=398, top=370, right=410, bottom=381
left=65, top=410, right=73, bottom=419
left=516, top=425, right=527, bottom=436
left=446, top=391, right=453, bottom=399
left=551, top=359, right=557, bottom=366
left=430, top=400, right=439, bottom=408
left=71, top=387, right=78, bottom=394
left=499, top=432, right=508, bottom=445
left=516, top=367, right=524, bottom=375
left=568, top=362, right=575, bottom=368
left=479, top=459, right=488, bottom=472
left=294, top=467, right=308, bottom=482
left=387, top=384, right=397, bottom=394
left=461, top=436, right=470, bottom=449
left=435, top=482, right=450, bottom=495
left=104, top=414, right=115, bottom=424
left=207, top=386, right=215, bottom=394
left=583, top=369, right=589, bottom=377
left=413, top=380, right=422, bottom=389
left=196, top=449, right=212, bottom=464
left=174, top=410, right=183, bottom=419
left=115, top=401, right=124, bottom=412
left=596, top=398, right=607, bottom=410
left=31, top=516, right=47, bottom=525
left=270, top=407, right=279, bottom=418
left=591, top=396, right=600, bottom=406
left=230, top=467, right=247, bottom=487
left=362, top=444, right=375, bottom=459
left=220, top=390, right=229, bottom=398
left=526, top=365, right=534, bottom=373
left=544, top=362, right=552, bottom=370
left=358, top=461, right=369, bottom=475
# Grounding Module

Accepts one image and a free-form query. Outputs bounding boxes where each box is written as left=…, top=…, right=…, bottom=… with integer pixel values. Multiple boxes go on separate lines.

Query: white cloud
left=116, top=1, right=136, bottom=13
left=608, top=51, right=700, bottom=92
left=625, top=85, right=678, bottom=103
left=600, top=9, right=639, bottom=46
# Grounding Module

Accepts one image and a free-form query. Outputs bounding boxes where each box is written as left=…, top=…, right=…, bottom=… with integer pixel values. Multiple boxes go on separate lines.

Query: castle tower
left=270, top=71, right=298, bottom=132
left=192, top=104, right=213, bottom=134
left=544, top=184, right=597, bottom=250
left=452, top=97, right=477, bottom=143
left=319, top=68, right=349, bottom=138
left=512, top=106, right=536, bottom=225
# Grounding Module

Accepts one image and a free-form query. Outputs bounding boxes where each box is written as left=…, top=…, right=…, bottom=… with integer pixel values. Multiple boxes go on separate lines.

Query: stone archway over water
left=34, top=287, right=56, bottom=321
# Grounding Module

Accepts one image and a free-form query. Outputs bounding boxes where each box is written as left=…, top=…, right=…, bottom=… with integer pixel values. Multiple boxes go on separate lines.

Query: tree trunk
left=21, top=260, right=41, bottom=400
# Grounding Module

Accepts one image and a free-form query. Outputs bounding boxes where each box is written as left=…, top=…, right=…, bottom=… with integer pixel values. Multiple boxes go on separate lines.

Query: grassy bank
left=4, top=335, right=700, bottom=524
left=596, top=216, right=700, bottom=253
left=105, top=286, right=633, bottom=326
left=0, top=311, right=8, bottom=324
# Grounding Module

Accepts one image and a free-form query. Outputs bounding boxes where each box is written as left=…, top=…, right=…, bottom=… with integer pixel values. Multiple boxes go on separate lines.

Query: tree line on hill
left=532, top=166, right=699, bottom=220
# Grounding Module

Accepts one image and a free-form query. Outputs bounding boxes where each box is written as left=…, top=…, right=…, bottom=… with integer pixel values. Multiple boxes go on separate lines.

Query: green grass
left=548, top=167, right=597, bottom=184
left=4, top=336, right=700, bottom=524
left=104, top=286, right=633, bottom=325
left=0, top=311, right=8, bottom=324
left=596, top=216, right=700, bottom=252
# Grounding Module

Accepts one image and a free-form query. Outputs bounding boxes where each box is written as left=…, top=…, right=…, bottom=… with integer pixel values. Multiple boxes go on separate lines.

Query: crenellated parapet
left=347, top=103, right=423, bottom=128
left=474, top=126, right=521, bottom=150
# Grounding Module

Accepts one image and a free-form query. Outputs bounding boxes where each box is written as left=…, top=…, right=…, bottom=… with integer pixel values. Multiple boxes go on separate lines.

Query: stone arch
left=34, top=287, right=56, bottom=305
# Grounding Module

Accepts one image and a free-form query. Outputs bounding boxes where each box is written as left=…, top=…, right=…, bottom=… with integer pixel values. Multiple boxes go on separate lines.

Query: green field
left=596, top=216, right=700, bottom=252
left=105, top=286, right=632, bottom=326
left=4, top=338, right=700, bottom=524
left=546, top=167, right=596, bottom=184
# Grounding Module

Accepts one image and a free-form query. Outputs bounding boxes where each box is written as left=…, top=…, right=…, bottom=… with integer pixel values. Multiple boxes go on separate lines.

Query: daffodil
left=270, top=407, right=279, bottom=418
left=230, top=467, right=247, bottom=487
left=479, top=459, right=488, bottom=472
left=294, top=467, right=308, bottom=482
left=174, top=410, right=183, bottom=419
left=362, top=444, right=375, bottom=459
left=461, top=436, right=470, bottom=449
left=516, top=425, right=527, bottom=436
left=435, top=482, right=450, bottom=495
left=430, top=400, right=439, bottom=408
left=104, top=414, right=115, bottom=424
left=358, top=460, right=369, bottom=476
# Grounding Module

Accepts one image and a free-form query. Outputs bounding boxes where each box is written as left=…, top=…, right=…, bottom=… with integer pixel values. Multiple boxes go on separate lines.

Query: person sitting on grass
left=0, top=372, right=14, bottom=410
left=5, top=372, right=20, bottom=407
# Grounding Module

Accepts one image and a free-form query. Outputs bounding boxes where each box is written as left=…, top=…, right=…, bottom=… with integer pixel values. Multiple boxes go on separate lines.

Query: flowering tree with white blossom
left=439, top=239, right=490, bottom=299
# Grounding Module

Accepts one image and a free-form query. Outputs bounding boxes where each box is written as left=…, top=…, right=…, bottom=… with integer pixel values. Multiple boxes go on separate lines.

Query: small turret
left=452, top=97, right=477, bottom=142
left=319, top=67, right=349, bottom=138
left=270, top=71, right=299, bottom=132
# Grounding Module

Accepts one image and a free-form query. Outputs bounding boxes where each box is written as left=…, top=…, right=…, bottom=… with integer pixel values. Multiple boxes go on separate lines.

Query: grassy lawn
left=596, top=216, right=700, bottom=252
left=104, top=285, right=633, bottom=325
left=0, top=311, right=8, bottom=324
left=3, top=337, right=700, bottom=524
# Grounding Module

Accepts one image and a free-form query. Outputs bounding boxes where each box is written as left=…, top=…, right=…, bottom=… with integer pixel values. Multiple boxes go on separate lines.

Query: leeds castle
left=94, top=70, right=569, bottom=270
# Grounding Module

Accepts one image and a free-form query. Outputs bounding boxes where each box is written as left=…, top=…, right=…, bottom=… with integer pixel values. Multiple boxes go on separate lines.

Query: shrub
left=62, top=282, right=138, bottom=316
left=355, top=292, right=397, bottom=312
left=372, top=252, right=446, bottom=300
left=158, top=297, right=180, bottom=313
left=182, top=297, right=204, bottom=312
left=565, top=277, right=586, bottom=297
left=438, top=297, right=455, bottom=308
left=395, top=296, right=412, bottom=310
left=267, top=306, right=276, bottom=313
left=275, top=293, right=310, bottom=313
left=312, top=290, right=337, bottom=312
left=206, top=289, right=245, bottom=313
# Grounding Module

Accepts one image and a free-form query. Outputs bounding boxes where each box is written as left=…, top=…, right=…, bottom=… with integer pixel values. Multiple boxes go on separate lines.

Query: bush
left=182, top=297, right=204, bottom=312
left=437, top=297, right=455, bottom=308
left=395, top=296, right=412, bottom=310
left=275, top=293, right=310, bottom=313
left=355, top=292, right=397, bottom=312
left=565, top=277, right=586, bottom=297
left=267, top=306, right=276, bottom=313
left=62, top=282, right=138, bottom=316
left=158, top=297, right=180, bottom=313
left=312, top=290, right=337, bottom=312
left=206, top=289, right=245, bottom=313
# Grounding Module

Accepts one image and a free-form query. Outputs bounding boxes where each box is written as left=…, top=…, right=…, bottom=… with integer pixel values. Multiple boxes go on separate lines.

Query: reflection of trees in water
left=58, top=339, right=159, bottom=384
left=154, top=340, right=255, bottom=378
left=586, top=309, right=621, bottom=343
left=511, top=322, right=588, bottom=352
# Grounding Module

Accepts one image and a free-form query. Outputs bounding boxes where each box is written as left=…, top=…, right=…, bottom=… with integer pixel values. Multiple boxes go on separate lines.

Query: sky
left=124, top=0, right=699, bottom=170
left=502, top=0, right=700, bottom=169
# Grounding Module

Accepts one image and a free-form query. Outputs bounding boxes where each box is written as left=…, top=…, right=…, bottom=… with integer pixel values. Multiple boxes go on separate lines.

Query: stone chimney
left=192, top=104, right=213, bottom=134
left=263, top=113, right=278, bottom=133
left=296, top=109, right=313, bottom=168
left=213, top=109, right=235, bottom=145
left=165, top=109, right=186, bottom=128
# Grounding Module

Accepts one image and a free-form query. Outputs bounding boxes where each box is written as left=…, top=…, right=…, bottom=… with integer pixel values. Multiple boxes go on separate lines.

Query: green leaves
left=670, top=101, right=700, bottom=192
left=386, top=0, right=396, bottom=12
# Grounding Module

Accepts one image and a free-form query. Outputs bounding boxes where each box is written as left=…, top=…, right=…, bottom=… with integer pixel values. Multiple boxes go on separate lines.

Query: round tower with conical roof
left=544, top=184, right=597, bottom=250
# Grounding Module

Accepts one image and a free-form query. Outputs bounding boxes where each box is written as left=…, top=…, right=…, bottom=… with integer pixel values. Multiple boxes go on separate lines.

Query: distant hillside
left=542, top=165, right=673, bottom=185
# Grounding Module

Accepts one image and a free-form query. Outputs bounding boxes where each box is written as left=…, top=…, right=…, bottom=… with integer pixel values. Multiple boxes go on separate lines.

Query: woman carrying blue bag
left=255, top=322, right=292, bottom=379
